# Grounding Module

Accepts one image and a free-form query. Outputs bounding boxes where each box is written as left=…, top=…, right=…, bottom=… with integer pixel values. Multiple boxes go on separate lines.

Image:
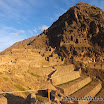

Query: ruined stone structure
left=47, top=64, right=102, bottom=104
left=0, top=2, right=104, bottom=104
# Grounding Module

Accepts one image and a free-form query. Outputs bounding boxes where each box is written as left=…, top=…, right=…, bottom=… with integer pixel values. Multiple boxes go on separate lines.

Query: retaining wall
left=78, top=82, right=102, bottom=104
left=60, top=76, right=92, bottom=95
left=51, top=71, right=80, bottom=86
left=51, top=64, right=75, bottom=78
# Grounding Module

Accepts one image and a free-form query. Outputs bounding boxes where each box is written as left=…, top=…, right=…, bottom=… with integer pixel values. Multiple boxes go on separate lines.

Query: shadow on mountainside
left=5, top=94, right=26, bottom=104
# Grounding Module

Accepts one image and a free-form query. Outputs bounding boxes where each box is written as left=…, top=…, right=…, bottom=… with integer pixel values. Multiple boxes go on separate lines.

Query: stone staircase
left=49, top=64, right=102, bottom=104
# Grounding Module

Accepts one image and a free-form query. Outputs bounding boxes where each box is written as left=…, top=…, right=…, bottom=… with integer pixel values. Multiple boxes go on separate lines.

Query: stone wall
left=51, top=71, right=81, bottom=86
left=38, top=46, right=65, bottom=65
left=78, top=82, right=102, bottom=104
left=87, top=63, right=104, bottom=70
left=12, top=49, right=39, bottom=54
left=51, top=64, right=75, bottom=78
left=29, top=66, right=55, bottom=76
left=60, top=76, right=92, bottom=95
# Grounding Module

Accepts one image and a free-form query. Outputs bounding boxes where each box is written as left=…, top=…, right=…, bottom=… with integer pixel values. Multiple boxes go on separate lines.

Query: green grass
left=14, top=85, right=29, bottom=96
left=57, top=77, right=81, bottom=86
left=30, top=72, right=41, bottom=78
left=2, top=77, right=9, bottom=81
left=14, top=85, right=26, bottom=91
left=27, top=70, right=41, bottom=78
left=27, top=86, right=31, bottom=90
left=0, top=72, right=2, bottom=75
left=36, top=95, right=48, bottom=101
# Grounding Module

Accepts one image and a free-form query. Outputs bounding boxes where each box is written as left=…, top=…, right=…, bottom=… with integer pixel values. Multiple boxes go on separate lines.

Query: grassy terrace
left=2, top=77, right=9, bottom=81
left=69, top=80, right=97, bottom=96
left=14, top=84, right=30, bottom=96
left=57, top=77, right=81, bottom=86
left=36, top=95, right=48, bottom=101
left=27, top=70, right=41, bottom=78
left=30, top=72, right=41, bottom=78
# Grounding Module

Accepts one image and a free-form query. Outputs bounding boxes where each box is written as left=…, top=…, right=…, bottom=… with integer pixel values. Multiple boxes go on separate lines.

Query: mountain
left=1, top=2, right=104, bottom=63
left=0, top=2, right=104, bottom=104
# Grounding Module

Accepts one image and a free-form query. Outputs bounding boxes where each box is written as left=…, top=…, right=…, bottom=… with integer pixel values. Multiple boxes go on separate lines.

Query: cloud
left=0, top=0, right=31, bottom=23
left=0, top=26, right=28, bottom=52
left=11, top=30, right=25, bottom=36
left=0, top=24, right=47, bottom=52
left=33, top=28, right=37, bottom=33
left=0, top=25, right=41, bottom=52
left=40, top=25, right=49, bottom=31
left=28, top=28, right=39, bottom=36
left=28, top=30, right=34, bottom=36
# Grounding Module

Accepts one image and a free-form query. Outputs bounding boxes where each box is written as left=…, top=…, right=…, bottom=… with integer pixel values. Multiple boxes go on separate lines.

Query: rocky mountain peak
left=1, top=2, right=104, bottom=62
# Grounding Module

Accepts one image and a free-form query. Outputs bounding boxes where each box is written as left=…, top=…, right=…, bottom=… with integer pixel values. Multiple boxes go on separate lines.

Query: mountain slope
left=0, top=2, right=104, bottom=103
left=1, top=2, right=104, bottom=62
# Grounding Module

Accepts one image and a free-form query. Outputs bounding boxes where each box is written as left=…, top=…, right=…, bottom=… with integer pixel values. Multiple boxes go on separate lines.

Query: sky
left=0, top=0, right=104, bottom=52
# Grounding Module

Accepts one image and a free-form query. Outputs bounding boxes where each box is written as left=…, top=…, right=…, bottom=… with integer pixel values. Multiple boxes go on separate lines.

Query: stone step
left=51, top=64, right=75, bottom=78
left=51, top=71, right=81, bottom=86
left=69, top=81, right=102, bottom=104
left=58, top=76, right=92, bottom=96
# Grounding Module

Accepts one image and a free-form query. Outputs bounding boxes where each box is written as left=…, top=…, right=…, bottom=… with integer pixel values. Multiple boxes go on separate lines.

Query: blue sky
left=0, top=0, right=104, bottom=52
